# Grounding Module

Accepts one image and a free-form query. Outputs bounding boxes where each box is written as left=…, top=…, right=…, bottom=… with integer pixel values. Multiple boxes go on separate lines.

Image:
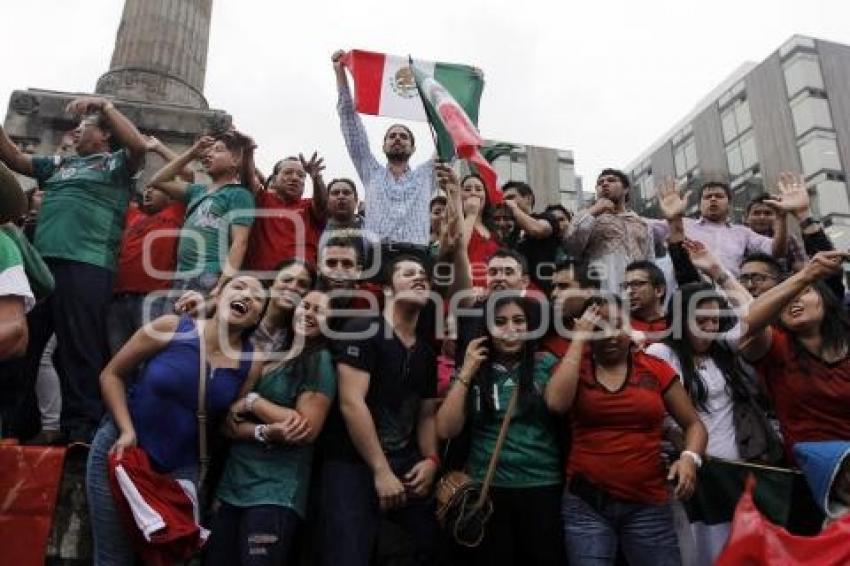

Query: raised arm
left=301, top=152, right=328, bottom=221
left=333, top=50, right=380, bottom=182
left=144, top=136, right=194, bottom=183
left=544, top=305, right=598, bottom=413
left=150, top=136, right=214, bottom=199
left=436, top=336, right=488, bottom=439
left=338, top=362, right=406, bottom=510
left=66, top=97, right=147, bottom=170
left=682, top=239, right=752, bottom=310
left=0, top=126, right=34, bottom=176
left=740, top=251, right=850, bottom=358
left=504, top=199, right=553, bottom=239
left=436, top=163, right=474, bottom=302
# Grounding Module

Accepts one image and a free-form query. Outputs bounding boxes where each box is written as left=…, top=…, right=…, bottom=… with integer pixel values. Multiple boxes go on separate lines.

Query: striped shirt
left=337, top=85, right=434, bottom=245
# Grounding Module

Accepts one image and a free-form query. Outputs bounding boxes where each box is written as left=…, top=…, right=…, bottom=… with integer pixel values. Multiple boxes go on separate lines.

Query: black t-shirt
left=330, top=315, right=437, bottom=459
left=516, top=212, right=563, bottom=292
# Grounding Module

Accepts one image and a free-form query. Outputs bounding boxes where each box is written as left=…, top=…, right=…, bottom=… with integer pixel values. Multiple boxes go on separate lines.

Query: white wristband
left=244, top=392, right=260, bottom=413
left=681, top=450, right=703, bottom=469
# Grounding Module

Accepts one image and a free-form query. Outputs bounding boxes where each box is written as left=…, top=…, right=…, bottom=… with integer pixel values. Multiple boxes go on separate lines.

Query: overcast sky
left=3, top=0, right=850, bottom=199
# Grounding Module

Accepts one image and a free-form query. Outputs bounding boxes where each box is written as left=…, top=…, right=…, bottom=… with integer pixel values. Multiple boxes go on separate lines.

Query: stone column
left=96, top=0, right=213, bottom=108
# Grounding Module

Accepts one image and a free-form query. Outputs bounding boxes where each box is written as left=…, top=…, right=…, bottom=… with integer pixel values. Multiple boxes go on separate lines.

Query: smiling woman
left=86, top=275, right=266, bottom=564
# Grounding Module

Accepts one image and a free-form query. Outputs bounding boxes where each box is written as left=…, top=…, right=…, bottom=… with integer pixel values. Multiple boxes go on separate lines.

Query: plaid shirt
left=337, top=85, right=434, bottom=245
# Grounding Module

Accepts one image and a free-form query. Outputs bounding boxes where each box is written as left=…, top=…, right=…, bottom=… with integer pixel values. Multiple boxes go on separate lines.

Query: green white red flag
left=410, top=62, right=502, bottom=204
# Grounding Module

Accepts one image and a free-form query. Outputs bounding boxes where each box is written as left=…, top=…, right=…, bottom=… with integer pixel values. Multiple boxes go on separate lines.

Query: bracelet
left=426, top=453, right=441, bottom=468
left=244, top=392, right=260, bottom=413
left=254, top=424, right=269, bottom=444
left=799, top=216, right=818, bottom=230
left=681, top=450, right=703, bottom=469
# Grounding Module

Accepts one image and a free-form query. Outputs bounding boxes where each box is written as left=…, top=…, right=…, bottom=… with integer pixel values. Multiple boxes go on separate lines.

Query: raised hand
left=763, top=172, right=810, bottom=219
left=299, top=152, right=325, bottom=179
left=800, top=250, right=850, bottom=284
left=463, top=195, right=482, bottom=218
left=331, top=49, right=346, bottom=69
left=461, top=336, right=489, bottom=376
left=682, top=238, right=721, bottom=277
left=435, top=162, right=460, bottom=193
left=190, top=135, right=216, bottom=159
left=573, top=303, right=601, bottom=339
left=66, top=96, right=109, bottom=117
left=656, top=177, right=689, bottom=220
left=144, top=136, right=162, bottom=152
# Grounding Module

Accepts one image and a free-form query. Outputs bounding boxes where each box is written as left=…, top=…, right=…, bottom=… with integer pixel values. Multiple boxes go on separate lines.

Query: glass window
left=721, top=108, right=738, bottom=144
left=674, top=146, right=686, bottom=177
left=558, top=162, right=574, bottom=192
left=642, top=174, right=655, bottom=200
left=726, top=142, right=744, bottom=177
left=791, top=94, right=833, bottom=136
left=740, top=132, right=758, bottom=170
left=721, top=99, right=752, bottom=143
left=684, top=138, right=698, bottom=170
left=814, top=179, right=850, bottom=216
left=799, top=134, right=842, bottom=178
left=783, top=52, right=824, bottom=98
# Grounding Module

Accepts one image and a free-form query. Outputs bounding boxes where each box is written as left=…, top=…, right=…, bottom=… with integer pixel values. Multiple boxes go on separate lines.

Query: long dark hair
left=269, top=291, right=330, bottom=384
left=779, top=280, right=850, bottom=365
left=474, top=294, right=539, bottom=416
left=664, top=282, right=750, bottom=411
left=461, top=173, right=499, bottom=238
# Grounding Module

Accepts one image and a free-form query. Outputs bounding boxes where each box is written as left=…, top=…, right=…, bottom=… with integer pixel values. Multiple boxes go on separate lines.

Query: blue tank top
left=128, top=316, right=252, bottom=472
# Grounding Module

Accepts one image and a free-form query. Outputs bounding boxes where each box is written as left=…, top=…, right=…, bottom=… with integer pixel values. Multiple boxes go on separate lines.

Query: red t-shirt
left=245, top=192, right=324, bottom=271
left=630, top=317, right=670, bottom=344
left=755, top=328, right=850, bottom=452
left=542, top=332, right=572, bottom=358
left=567, top=350, right=678, bottom=504
left=115, top=202, right=186, bottom=293
left=467, top=228, right=500, bottom=289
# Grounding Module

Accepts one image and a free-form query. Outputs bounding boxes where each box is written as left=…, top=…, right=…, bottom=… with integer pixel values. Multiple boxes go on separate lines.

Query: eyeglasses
left=620, top=280, right=650, bottom=291
left=738, top=273, right=776, bottom=285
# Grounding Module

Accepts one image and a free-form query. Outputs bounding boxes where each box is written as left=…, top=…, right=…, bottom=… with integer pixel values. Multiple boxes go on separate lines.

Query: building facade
left=483, top=140, right=582, bottom=213
left=625, top=35, right=850, bottom=251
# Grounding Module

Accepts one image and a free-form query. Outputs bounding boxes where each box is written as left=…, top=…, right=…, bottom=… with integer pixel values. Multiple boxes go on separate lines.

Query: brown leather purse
left=435, top=387, right=519, bottom=547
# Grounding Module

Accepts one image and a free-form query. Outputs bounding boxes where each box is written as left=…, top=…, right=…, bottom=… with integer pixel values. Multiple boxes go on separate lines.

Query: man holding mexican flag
left=331, top=49, right=490, bottom=246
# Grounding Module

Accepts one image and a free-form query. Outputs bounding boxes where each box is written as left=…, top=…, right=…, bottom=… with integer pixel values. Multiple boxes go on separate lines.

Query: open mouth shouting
left=229, top=298, right=250, bottom=317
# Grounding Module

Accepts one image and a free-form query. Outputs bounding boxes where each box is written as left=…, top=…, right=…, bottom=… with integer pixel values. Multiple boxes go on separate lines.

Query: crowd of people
left=0, top=49, right=849, bottom=566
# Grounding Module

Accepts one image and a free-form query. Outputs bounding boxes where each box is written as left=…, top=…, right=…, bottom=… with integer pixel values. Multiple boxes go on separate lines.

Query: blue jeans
left=562, top=488, right=681, bottom=566
left=86, top=417, right=197, bottom=566
left=205, top=502, right=301, bottom=566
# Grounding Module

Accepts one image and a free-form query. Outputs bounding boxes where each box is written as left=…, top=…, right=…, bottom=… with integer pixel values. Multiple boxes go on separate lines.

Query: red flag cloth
left=0, top=442, right=67, bottom=565
left=107, top=447, right=206, bottom=565
left=716, top=474, right=850, bottom=565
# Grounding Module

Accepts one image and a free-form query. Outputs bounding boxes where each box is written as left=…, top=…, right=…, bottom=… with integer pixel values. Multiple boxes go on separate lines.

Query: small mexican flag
left=341, top=49, right=484, bottom=125
left=410, top=62, right=502, bottom=204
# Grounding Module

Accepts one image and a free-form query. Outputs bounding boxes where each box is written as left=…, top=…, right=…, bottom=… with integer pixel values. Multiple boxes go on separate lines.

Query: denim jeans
left=205, top=502, right=301, bottom=566
left=562, top=488, right=681, bottom=566
left=320, top=455, right=439, bottom=566
left=86, top=417, right=197, bottom=566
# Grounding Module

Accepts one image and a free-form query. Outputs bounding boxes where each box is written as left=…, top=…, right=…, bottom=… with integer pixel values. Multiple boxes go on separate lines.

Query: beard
left=385, top=148, right=411, bottom=162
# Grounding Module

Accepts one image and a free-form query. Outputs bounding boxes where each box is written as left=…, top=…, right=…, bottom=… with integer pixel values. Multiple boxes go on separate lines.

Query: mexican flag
left=410, top=62, right=503, bottom=204
left=341, top=50, right=484, bottom=124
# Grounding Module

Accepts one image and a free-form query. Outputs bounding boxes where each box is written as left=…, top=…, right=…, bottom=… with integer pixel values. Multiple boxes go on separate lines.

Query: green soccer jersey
left=465, top=352, right=562, bottom=488
left=0, top=230, right=34, bottom=312
left=175, top=183, right=255, bottom=274
left=31, top=150, right=133, bottom=270
left=216, top=348, right=337, bottom=516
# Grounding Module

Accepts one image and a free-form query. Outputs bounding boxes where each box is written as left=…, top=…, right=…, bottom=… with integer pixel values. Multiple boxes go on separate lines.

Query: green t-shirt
left=0, top=230, right=34, bottom=312
left=465, top=352, right=562, bottom=488
left=216, top=348, right=337, bottom=516
left=175, top=183, right=255, bottom=274
left=31, top=150, right=133, bottom=270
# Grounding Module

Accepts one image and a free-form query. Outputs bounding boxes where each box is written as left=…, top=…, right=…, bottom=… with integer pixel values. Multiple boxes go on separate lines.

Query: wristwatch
left=681, top=450, right=703, bottom=469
